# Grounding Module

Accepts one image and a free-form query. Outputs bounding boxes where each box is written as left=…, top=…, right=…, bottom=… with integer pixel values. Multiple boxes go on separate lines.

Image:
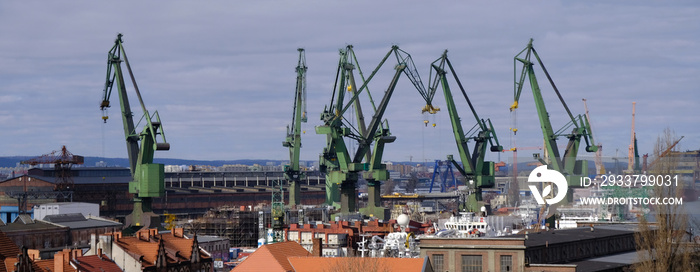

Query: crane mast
left=511, top=39, right=597, bottom=203
left=427, top=51, right=503, bottom=213
left=316, top=45, right=434, bottom=218
left=100, top=34, right=170, bottom=230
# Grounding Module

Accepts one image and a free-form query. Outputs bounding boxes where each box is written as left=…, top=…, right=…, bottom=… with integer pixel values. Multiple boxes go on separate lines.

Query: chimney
left=312, top=238, right=323, bottom=257
left=27, top=249, right=40, bottom=261
left=99, top=234, right=114, bottom=259
left=72, top=248, right=83, bottom=258
left=54, top=251, right=65, bottom=272
left=90, top=234, right=97, bottom=254
left=138, top=230, right=151, bottom=241
left=173, top=227, right=184, bottom=238
left=62, top=249, right=71, bottom=263
left=98, top=248, right=103, bottom=260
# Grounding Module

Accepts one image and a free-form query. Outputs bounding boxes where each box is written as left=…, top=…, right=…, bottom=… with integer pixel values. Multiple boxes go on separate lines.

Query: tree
left=381, top=178, right=396, bottom=195
left=633, top=128, right=698, bottom=271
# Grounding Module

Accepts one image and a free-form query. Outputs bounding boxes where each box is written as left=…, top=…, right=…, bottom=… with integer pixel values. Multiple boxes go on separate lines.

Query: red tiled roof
left=232, top=241, right=310, bottom=272
left=0, top=230, right=20, bottom=272
left=287, top=257, right=426, bottom=272
left=33, top=259, right=76, bottom=272
left=73, top=254, right=122, bottom=272
left=0, top=231, right=19, bottom=260
left=114, top=229, right=210, bottom=268
left=3, top=258, right=16, bottom=272
left=0, top=240, right=43, bottom=272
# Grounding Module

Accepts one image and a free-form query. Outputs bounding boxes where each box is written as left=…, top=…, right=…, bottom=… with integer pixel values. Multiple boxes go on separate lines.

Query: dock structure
left=0, top=167, right=326, bottom=221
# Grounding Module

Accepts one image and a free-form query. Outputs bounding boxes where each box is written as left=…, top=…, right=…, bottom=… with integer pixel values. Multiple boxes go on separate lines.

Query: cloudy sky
left=1, top=1, right=698, bottom=165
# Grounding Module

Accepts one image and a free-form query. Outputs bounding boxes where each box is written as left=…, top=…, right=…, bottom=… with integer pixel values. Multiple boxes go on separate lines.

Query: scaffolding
left=181, top=206, right=329, bottom=247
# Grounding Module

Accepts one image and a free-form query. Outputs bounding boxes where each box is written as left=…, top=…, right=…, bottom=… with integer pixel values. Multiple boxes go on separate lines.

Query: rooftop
left=508, top=225, right=638, bottom=248
left=233, top=241, right=310, bottom=272
left=287, top=256, right=430, bottom=272
left=569, top=250, right=642, bottom=272
left=0, top=214, right=67, bottom=232
left=0, top=232, right=42, bottom=272
left=42, top=213, right=122, bottom=229
left=197, top=235, right=228, bottom=243
left=112, top=228, right=211, bottom=269
left=73, top=254, right=122, bottom=272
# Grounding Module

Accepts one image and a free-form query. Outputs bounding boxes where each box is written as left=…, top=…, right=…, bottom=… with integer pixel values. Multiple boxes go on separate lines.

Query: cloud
left=0, top=1, right=697, bottom=163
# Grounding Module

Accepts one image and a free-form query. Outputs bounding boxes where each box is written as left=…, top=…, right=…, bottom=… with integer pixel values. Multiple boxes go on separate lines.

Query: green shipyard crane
left=282, top=48, right=308, bottom=207
left=511, top=39, right=597, bottom=203
left=427, top=51, right=503, bottom=213
left=316, top=45, right=434, bottom=218
left=100, top=34, right=170, bottom=230
left=273, top=48, right=308, bottom=243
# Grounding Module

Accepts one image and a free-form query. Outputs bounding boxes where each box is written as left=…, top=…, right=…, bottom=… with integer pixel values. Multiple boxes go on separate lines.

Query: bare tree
left=381, top=178, right=396, bottom=195
left=633, top=128, right=698, bottom=271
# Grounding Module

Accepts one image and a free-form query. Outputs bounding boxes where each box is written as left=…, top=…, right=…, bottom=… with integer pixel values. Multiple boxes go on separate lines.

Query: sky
left=0, top=1, right=698, bottom=165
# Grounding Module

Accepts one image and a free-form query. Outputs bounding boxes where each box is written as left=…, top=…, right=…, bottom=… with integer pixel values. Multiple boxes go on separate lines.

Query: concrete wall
left=111, top=242, right=142, bottom=272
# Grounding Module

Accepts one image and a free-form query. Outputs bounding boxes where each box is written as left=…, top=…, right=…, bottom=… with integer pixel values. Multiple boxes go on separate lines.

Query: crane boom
left=21, top=145, right=84, bottom=192
left=100, top=34, right=170, bottom=230
left=648, top=136, right=684, bottom=171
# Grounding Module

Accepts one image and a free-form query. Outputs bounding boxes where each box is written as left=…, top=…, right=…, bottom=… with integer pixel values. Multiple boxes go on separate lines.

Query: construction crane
left=274, top=48, right=308, bottom=243
left=282, top=48, right=307, bottom=207
left=21, top=145, right=84, bottom=192
left=582, top=99, right=604, bottom=177
left=647, top=136, right=684, bottom=171
left=10, top=146, right=83, bottom=213
left=510, top=39, right=597, bottom=204
left=426, top=51, right=503, bottom=212
left=316, top=45, right=434, bottom=218
left=625, top=102, right=642, bottom=174
left=502, top=145, right=543, bottom=207
left=100, top=34, right=170, bottom=230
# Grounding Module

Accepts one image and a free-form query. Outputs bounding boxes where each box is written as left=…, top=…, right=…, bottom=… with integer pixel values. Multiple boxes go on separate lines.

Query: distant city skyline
left=1, top=1, right=698, bottom=163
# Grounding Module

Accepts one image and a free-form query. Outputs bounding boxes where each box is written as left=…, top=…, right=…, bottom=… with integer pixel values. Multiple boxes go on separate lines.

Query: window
left=461, top=255, right=482, bottom=272
left=432, top=254, right=444, bottom=272
left=500, top=255, right=512, bottom=272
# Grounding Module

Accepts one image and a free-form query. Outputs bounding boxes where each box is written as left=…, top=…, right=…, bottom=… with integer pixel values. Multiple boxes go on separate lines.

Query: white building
left=33, top=202, right=100, bottom=220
